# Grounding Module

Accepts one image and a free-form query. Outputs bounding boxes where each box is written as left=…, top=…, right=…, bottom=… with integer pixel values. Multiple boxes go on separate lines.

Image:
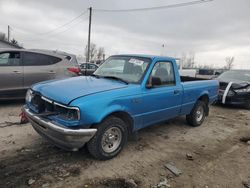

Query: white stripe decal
left=222, top=82, right=233, bottom=104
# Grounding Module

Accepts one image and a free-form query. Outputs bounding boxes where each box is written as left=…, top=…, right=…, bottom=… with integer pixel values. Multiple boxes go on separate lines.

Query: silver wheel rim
left=196, top=106, right=204, bottom=122
left=101, top=127, right=122, bottom=153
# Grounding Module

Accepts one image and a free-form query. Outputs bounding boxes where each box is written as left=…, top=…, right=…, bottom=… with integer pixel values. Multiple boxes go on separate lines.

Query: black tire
left=87, top=116, right=128, bottom=160
left=186, top=100, right=207, bottom=127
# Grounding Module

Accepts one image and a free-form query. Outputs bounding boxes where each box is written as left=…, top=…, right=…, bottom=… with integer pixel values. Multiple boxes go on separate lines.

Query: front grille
left=29, top=94, right=80, bottom=120
left=31, top=94, right=54, bottom=113
left=31, top=95, right=44, bottom=113
left=45, top=101, right=54, bottom=112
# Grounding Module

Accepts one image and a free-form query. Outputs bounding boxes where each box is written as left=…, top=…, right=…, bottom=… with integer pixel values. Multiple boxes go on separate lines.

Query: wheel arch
left=198, top=94, right=209, bottom=104
left=91, top=110, right=134, bottom=135
left=197, top=94, right=209, bottom=115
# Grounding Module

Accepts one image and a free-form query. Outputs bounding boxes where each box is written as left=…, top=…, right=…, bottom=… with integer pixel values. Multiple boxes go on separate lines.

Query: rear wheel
left=87, top=116, right=128, bottom=160
left=186, top=100, right=207, bottom=127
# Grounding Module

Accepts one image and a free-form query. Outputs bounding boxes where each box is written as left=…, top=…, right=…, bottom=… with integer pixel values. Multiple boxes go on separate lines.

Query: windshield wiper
left=102, top=76, right=128, bottom=84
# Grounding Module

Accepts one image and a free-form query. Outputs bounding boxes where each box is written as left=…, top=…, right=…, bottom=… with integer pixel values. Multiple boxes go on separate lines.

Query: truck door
left=22, top=52, right=57, bottom=88
left=0, top=51, right=23, bottom=98
left=142, top=61, right=182, bottom=127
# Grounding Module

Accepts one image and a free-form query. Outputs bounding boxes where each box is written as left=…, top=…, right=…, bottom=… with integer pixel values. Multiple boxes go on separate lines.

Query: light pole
left=87, top=7, right=92, bottom=63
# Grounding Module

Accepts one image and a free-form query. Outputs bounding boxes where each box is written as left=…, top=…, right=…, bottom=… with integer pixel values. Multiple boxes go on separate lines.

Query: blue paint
left=27, top=55, right=219, bottom=131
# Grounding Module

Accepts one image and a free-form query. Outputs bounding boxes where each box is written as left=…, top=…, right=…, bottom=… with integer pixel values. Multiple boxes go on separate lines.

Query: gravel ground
left=0, top=101, right=249, bottom=188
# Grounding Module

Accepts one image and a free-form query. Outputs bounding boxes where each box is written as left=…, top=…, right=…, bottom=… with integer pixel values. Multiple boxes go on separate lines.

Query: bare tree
left=10, top=38, right=18, bottom=45
left=90, top=43, right=97, bottom=61
left=84, top=43, right=106, bottom=62
left=97, top=47, right=105, bottom=60
left=180, top=52, right=195, bottom=69
left=225, top=57, right=234, bottom=70
left=84, top=43, right=97, bottom=62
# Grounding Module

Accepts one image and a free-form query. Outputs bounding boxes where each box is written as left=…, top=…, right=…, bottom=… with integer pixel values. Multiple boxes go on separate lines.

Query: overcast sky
left=0, top=0, right=250, bottom=69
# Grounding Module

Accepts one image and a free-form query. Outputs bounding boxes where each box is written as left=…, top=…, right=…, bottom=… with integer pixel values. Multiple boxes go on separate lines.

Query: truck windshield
left=94, top=56, right=151, bottom=83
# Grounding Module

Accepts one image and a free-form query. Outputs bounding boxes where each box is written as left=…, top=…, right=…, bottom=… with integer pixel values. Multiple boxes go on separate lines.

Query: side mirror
left=146, top=77, right=162, bottom=88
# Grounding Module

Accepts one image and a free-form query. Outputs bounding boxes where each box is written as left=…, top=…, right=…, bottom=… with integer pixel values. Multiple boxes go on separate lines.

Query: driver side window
left=148, top=61, right=175, bottom=87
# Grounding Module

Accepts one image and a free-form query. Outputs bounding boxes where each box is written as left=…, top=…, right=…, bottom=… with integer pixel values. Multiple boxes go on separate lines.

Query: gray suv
left=0, top=49, right=80, bottom=100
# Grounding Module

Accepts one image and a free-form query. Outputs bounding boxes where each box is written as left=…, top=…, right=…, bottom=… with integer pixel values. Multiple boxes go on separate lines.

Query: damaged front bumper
left=23, top=106, right=97, bottom=151
left=218, top=81, right=250, bottom=106
left=218, top=93, right=249, bottom=105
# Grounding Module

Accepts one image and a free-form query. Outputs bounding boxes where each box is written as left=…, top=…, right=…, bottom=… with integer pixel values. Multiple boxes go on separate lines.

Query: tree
left=225, top=57, right=234, bottom=70
left=84, top=43, right=97, bottom=62
left=180, top=52, right=195, bottom=69
left=97, top=47, right=105, bottom=60
left=84, top=43, right=105, bottom=62
left=10, top=38, right=18, bottom=45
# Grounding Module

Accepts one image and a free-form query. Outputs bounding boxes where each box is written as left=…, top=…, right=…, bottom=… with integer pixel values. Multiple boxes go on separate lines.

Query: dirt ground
left=0, top=101, right=249, bottom=188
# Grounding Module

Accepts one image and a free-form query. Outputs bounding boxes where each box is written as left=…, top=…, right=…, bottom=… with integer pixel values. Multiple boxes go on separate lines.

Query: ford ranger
left=24, top=55, right=219, bottom=160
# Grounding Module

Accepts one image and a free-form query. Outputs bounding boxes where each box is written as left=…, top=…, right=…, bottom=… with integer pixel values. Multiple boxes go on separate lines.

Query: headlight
left=65, top=109, right=80, bottom=120
left=58, top=108, right=80, bottom=121
left=227, top=90, right=235, bottom=96
left=235, top=88, right=250, bottom=93
left=25, top=89, right=33, bottom=102
left=54, top=102, right=80, bottom=121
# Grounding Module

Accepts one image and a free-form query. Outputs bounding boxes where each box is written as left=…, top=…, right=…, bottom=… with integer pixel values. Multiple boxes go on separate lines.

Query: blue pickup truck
left=24, top=55, right=219, bottom=160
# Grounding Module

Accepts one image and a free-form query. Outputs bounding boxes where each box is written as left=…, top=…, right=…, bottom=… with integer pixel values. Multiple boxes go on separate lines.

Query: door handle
left=174, top=90, right=180, bottom=95
left=48, top=70, right=55, bottom=74
left=13, top=70, right=21, bottom=74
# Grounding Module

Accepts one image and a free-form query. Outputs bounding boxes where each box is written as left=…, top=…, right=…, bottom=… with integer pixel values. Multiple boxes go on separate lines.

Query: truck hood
left=217, top=78, right=249, bottom=84
left=32, top=76, right=127, bottom=105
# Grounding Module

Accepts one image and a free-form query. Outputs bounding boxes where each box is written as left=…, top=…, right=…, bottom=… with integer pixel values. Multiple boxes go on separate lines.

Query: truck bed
left=180, top=78, right=219, bottom=115
left=180, top=76, right=209, bottom=82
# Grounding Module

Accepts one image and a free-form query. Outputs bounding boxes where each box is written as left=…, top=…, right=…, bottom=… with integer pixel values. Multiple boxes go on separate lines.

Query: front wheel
left=87, top=116, right=128, bottom=160
left=186, top=100, right=207, bottom=127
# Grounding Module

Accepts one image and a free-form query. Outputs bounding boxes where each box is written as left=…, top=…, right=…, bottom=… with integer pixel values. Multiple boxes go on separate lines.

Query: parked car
left=0, top=49, right=81, bottom=100
left=79, top=63, right=98, bottom=75
left=24, top=54, right=219, bottom=160
left=217, top=70, right=250, bottom=109
left=196, top=69, right=226, bottom=79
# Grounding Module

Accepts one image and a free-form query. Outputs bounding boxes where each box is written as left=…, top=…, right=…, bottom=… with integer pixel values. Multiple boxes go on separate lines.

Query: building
left=0, top=39, right=22, bottom=49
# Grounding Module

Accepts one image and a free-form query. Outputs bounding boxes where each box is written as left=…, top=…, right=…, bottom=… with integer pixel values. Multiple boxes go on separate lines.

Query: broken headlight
left=235, top=87, right=250, bottom=93
left=227, top=90, right=235, bottom=96
left=54, top=102, right=80, bottom=121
